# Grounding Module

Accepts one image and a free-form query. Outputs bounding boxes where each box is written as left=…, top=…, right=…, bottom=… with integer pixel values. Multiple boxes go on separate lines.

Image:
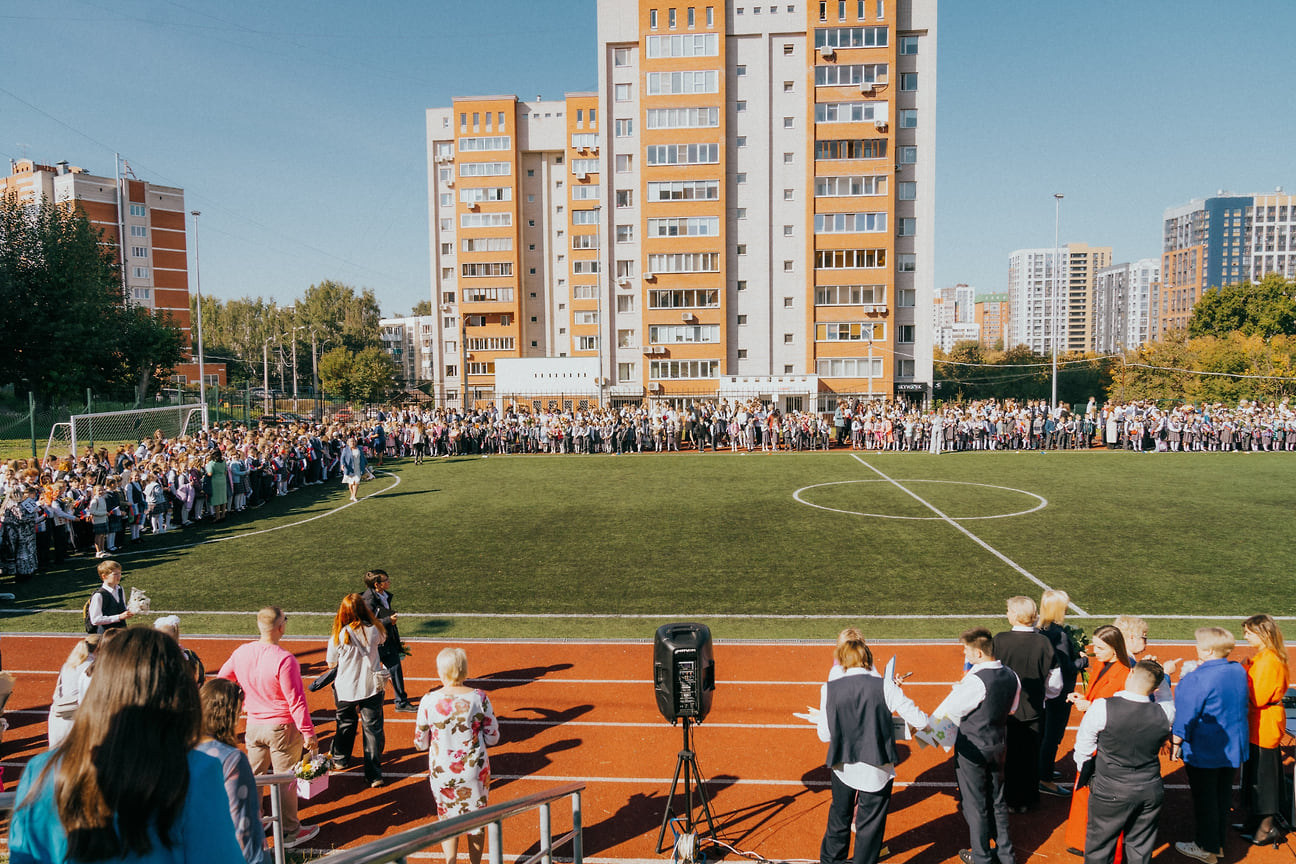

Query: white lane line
left=851, top=455, right=1088, bottom=617
left=107, top=470, right=401, bottom=559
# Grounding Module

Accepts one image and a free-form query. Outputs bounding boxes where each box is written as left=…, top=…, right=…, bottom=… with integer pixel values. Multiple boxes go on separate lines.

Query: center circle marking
left=793, top=479, right=1048, bottom=521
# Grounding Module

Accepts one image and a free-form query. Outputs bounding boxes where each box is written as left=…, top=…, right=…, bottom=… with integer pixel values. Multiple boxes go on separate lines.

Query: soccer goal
left=43, top=404, right=204, bottom=462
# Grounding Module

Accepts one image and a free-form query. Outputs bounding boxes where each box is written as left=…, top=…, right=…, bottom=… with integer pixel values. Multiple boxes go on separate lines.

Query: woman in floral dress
left=414, top=647, right=500, bottom=864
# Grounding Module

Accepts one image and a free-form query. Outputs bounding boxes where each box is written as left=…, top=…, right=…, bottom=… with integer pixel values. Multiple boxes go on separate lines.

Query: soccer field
left=4, top=450, right=1295, bottom=640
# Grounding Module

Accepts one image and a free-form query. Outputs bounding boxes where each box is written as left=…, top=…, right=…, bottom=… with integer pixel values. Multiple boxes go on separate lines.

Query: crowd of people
left=818, top=596, right=1290, bottom=864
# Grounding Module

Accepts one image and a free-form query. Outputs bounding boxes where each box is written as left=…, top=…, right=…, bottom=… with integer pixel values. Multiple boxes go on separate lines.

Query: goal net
left=43, top=404, right=204, bottom=462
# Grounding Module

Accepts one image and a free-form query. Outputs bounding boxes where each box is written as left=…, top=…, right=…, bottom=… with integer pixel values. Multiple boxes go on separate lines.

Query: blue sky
left=2, top=0, right=1291, bottom=314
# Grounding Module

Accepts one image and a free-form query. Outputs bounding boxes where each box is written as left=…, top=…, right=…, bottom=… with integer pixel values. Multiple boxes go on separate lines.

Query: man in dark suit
left=993, top=596, right=1058, bottom=812
left=934, top=627, right=1021, bottom=864
left=362, top=569, right=416, bottom=712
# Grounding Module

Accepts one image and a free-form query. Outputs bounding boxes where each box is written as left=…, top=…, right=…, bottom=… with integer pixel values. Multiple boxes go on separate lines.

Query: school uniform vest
left=94, top=586, right=127, bottom=633
left=1095, top=697, right=1171, bottom=787
left=956, top=665, right=1017, bottom=763
left=993, top=630, right=1053, bottom=725
left=824, top=673, right=898, bottom=769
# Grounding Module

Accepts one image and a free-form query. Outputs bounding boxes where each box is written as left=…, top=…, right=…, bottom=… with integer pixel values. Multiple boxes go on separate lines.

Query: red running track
left=1, top=635, right=1291, bottom=863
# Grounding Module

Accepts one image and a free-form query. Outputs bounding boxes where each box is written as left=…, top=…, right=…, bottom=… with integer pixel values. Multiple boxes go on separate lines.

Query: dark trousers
left=1040, top=698, right=1073, bottom=781
left=1004, top=717, right=1041, bottom=808
left=820, top=773, right=892, bottom=864
left=331, top=692, right=385, bottom=783
left=1085, top=778, right=1163, bottom=864
left=384, top=656, right=410, bottom=706
left=1244, top=744, right=1282, bottom=820
left=1185, top=764, right=1235, bottom=855
left=956, top=751, right=1015, bottom=864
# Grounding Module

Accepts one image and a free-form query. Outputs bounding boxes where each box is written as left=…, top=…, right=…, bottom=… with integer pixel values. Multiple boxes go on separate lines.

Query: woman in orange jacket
left=1238, top=614, right=1290, bottom=846
left=1064, top=625, right=1133, bottom=856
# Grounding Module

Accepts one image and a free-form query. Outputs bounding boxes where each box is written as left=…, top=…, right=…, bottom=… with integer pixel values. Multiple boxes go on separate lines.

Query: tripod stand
left=655, top=717, right=718, bottom=855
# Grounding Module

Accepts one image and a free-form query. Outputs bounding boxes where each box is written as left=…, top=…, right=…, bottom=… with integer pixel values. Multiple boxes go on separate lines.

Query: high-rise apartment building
left=379, top=315, right=438, bottom=388
left=974, top=292, right=1008, bottom=350
left=933, top=283, right=976, bottom=352
left=1005, top=243, right=1110, bottom=355
left=1154, top=190, right=1296, bottom=338
left=425, top=0, right=937, bottom=409
left=2, top=158, right=223, bottom=385
left=1093, top=258, right=1158, bottom=353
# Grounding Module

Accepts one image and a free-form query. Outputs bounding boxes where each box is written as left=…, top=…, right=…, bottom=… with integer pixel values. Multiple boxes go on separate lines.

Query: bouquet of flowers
left=399, top=644, right=412, bottom=658
left=127, top=587, right=151, bottom=615
left=1063, top=623, right=1091, bottom=685
left=294, top=752, right=333, bottom=799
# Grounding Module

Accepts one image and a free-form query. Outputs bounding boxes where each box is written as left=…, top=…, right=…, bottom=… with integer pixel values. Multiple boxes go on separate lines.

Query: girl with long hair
left=12, top=627, right=243, bottom=863
left=327, top=592, right=388, bottom=787
left=197, top=679, right=267, bottom=864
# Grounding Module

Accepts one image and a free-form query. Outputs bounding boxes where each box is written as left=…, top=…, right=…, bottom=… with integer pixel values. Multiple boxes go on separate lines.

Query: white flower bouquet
left=294, top=752, right=333, bottom=799
left=127, top=587, right=150, bottom=615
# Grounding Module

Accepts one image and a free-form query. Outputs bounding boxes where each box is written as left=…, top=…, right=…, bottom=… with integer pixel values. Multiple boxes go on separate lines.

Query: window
left=132, top=246, right=148, bottom=258
left=784, top=43, right=794, bottom=54
left=899, top=109, right=917, bottom=128
left=784, top=364, right=795, bottom=374
left=615, top=83, right=632, bottom=101
left=897, top=325, right=915, bottom=343
left=616, top=189, right=634, bottom=208
left=814, top=248, right=887, bottom=269
left=815, top=64, right=889, bottom=86
left=737, top=64, right=747, bottom=76
left=466, top=337, right=516, bottom=351
left=130, top=224, right=147, bottom=237
left=784, top=189, right=795, bottom=201
left=737, top=136, right=747, bottom=147
left=738, top=314, right=748, bottom=325
left=439, top=193, right=452, bottom=207
left=898, top=145, right=917, bottom=163
left=784, top=296, right=795, bottom=307
left=617, top=294, right=636, bottom=312
left=784, top=333, right=794, bottom=344
left=649, top=359, right=721, bottom=379
left=649, top=325, right=721, bottom=343
left=616, top=259, right=635, bottom=277
left=460, top=187, right=512, bottom=203
left=649, top=288, right=721, bottom=308
left=900, top=72, right=918, bottom=91
left=615, top=118, right=634, bottom=137
left=738, top=349, right=748, bottom=359
left=571, top=184, right=600, bottom=200
left=737, top=244, right=747, bottom=254
left=783, top=117, right=794, bottom=128
left=647, top=216, right=721, bottom=236
left=129, top=204, right=146, bottom=217
left=783, top=260, right=794, bottom=271
left=570, top=158, right=600, bottom=175
left=435, top=142, right=455, bottom=158
left=815, top=101, right=888, bottom=123
left=572, top=234, right=598, bottom=250
left=461, top=263, right=513, bottom=277
left=815, top=212, right=888, bottom=233
left=815, top=323, right=884, bottom=342
left=736, top=101, right=747, bottom=112
left=688, top=6, right=695, bottom=26
left=616, top=154, right=634, bottom=172
left=707, top=6, right=714, bottom=26
left=578, top=336, right=599, bottom=351
left=815, top=139, right=887, bottom=160
left=897, top=181, right=916, bottom=200
left=647, top=143, right=720, bottom=165
left=442, top=292, right=456, bottom=303
left=459, top=161, right=510, bottom=177
left=618, top=362, right=637, bottom=382
left=783, top=225, right=794, bottom=236
left=784, top=81, right=794, bottom=92
left=646, top=106, right=720, bottom=128
left=897, top=217, right=916, bottom=236
left=899, top=35, right=918, bottom=55
left=736, top=208, right=747, bottom=218
left=737, top=280, right=747, bottom=290
left=896, top=253, right=916, bottom=271
left=784, top=152, right=794, bottom=163
left=816, top=357, right=882, bottom=377
left=646, top=33, right=719, bottom=56
left=650, top=9, right=658, bottom=28
left=132, top=266, right=150, bottom=279
left=647, top=252, right=721, bottom=273
left=458, top=136, right=511, bottom=151
left=814, top=26, right=888, bottom=48
left=575, top=311, right=600, bottom=325
left=616, top=224, right=634, bottom=242
left=571, top=133, right=599, bottom=149
left=647, top=70, right=720, bottom=94
left=815, top=175, right=887, bottom=196
left=613, top=47, right=632, bottom=66
left=462, top=237, right=512, bottom=251
left=897, top=358, right=915, bottom=377
left=815, top=284, right=885, bottom=305
left=573, top=283, right=598, bottom=299
left=737, top=172, right=747, bottom=184
left=647, top=179, right=720, bottom=200
left=669, top=7, right=677, bottom=28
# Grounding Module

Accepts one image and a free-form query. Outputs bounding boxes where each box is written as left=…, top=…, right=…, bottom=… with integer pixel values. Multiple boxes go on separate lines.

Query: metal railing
left=314, top=781, right=584, bottom=864
left=257, top=772, right=296, bottom=864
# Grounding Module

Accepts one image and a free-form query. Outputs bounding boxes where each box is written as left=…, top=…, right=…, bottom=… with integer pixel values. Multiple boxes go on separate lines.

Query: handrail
left=255, top=772, right=297, bottom=864
left=0, top=789, right=15, bottom=812
left=314, top=781, right=585, bottom=864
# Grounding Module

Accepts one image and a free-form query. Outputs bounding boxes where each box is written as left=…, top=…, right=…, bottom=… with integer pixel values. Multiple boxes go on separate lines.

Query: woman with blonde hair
left=45, top=637, right=99, bottom=748
left=326, top=593, right=388, bottom=787
left=1238, top=614, right=1289, bottom=846
left=415, top=647, right=500, bottom=864
left=1036, top=589, right=1086, bottom=797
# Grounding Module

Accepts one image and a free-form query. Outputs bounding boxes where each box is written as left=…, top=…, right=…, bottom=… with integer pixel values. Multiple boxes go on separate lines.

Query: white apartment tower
left=1093, top=258, right=1158, bottom=353
left=426, top=0, right=937, bottom=409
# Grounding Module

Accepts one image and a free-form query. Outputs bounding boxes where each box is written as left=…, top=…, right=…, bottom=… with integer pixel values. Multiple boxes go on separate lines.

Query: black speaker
left=653, top=622, right=715, bottom=723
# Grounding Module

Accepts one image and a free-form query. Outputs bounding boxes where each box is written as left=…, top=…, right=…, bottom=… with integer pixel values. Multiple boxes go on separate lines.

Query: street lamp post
left=1052, top=193, right=1064, bottom=410
left=310, top=328, right=320, bottom=418
left=190, top=211, right=209, bottom=429
left=593, top=204, right=604, bottom=407
left=290, top=325, right=306, bottom=414
left=262, top=335, right=276, bottom=416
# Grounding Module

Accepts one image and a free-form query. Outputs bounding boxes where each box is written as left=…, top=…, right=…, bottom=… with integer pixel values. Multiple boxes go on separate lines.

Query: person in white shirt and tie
left=86, top=560, right=133, bottom=634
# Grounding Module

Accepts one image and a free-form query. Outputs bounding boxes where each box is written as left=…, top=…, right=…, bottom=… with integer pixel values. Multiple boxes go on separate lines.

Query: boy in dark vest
left=85, top=559, right=133, bottom=634
left=933, top=627, right=1021, bottom=864
left=1074, top=660, right=1173, bottom=864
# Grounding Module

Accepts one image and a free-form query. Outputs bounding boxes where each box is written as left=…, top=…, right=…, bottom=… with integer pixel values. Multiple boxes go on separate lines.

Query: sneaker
left=394, top=702, right=418, bottom=714
left=1174, top=842, right=1217, bottom=864
left=369, top=778, right=385, bottom=788
left=285, top=825, right=320, bottom=848
left=1039, top=781, right=1072, bottom=797
left=958, top=850, right=977, bottom=864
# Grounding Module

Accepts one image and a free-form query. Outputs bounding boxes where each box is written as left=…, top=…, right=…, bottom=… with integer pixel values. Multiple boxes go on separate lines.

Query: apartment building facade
left=974, top=292, right=1007, bottom=350
left=932, top=282, right=976, bottom=352
left=1093, top=258, right=1158, bottom=353
left=1005, top=243, right=1111, bottom=355
left=379, top=315, right=438, bottom=388
left=424, top=0, right=937, bottom=409
left=1154, top=190, right=1296, bottom=338
left=2, top=158, right=223, bottom=385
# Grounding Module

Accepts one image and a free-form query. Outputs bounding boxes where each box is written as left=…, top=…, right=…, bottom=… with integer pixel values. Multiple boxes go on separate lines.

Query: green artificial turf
left=3, top=450, right=1293, bottom=641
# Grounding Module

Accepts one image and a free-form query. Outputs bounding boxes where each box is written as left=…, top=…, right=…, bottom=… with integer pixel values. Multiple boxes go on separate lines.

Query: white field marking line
left=850, top=455, right=1088, bottom=617
left=794, top=479, right=1048, bottom=521
left=107, top=471, right=401, bottom=559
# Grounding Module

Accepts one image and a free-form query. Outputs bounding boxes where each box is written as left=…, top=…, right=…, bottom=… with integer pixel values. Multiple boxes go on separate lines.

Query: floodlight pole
left=1052, top=193, right=1063, bottom=411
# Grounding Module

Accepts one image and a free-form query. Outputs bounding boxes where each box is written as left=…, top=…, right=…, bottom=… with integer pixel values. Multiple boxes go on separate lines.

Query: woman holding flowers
left=415, top=647, right=500, bottom=864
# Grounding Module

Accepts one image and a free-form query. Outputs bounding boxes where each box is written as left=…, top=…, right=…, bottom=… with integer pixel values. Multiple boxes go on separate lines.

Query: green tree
left=318, top=346, right=357, bottom=401
left=0, top=193, right=184, bottom=401
left=410, top=299, right=433, bottom=316
left=350, top=347, right=399, bottom=403
left=1188, top=274, right=1296, bottom=338
left=293, top=280, right=383, bottom=355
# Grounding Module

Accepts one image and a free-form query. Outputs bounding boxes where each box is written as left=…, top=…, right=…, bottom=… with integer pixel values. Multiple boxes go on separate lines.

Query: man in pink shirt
left=218, top=606, right=320, bottom=848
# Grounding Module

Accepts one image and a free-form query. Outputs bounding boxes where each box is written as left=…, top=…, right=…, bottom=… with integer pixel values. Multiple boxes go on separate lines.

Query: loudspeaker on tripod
left=653, top=622, right=715, bottom=724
